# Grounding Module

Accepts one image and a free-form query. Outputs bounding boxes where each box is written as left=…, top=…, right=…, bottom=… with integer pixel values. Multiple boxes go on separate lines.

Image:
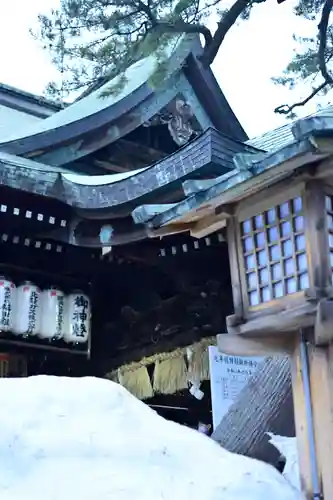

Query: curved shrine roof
left=132, top=114, right=333, bottom=238
left=0, top=128, right=255, bottom=213
left=0, top=36, right=246, bottom=162
left=0, top=127, right=255, bottom=247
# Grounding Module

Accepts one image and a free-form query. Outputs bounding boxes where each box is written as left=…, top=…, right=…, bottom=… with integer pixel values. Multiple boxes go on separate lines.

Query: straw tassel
left=188, top=345, right=210, bottom=385
left=118, top=366, right=153, bottom=400
left=153, top=355, right=188, bottom=394
left=104, top=337, right=216, bottom=399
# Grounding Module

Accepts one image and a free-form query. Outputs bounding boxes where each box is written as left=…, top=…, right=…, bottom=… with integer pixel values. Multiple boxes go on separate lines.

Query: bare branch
left=275, top=81, right=329, bottom=115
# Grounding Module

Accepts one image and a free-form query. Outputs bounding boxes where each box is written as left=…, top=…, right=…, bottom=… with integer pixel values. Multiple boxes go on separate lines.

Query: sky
left=0, top=0, right=325, bottom=138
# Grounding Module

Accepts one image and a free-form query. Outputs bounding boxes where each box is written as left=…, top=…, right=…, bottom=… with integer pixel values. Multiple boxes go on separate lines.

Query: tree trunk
left=211, top=355, right=294, bottom=467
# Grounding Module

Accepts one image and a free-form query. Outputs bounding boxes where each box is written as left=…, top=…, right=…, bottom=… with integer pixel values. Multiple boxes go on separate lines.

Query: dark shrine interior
left=146, top=380, right=213, bottom=429
left=0, top=180, right=232, bottom=428
left=0, top=103, right=233, bottom=429
left=71, top=118, right=197, bottom=174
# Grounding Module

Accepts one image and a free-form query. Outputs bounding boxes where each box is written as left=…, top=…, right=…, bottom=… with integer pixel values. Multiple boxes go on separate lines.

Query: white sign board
left=208, top=345, right=265, bottom=430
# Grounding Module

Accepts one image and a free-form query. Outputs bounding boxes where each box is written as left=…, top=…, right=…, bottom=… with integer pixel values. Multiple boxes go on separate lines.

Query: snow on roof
left=63, top=166, right=148, bottom=186
left=247, top=105, right=333, bottom=152
left=0, top=82, right=64, bottom=112
left=0, top=36, right=191, bottom=145
left=0, top=376, right=303, bottom=500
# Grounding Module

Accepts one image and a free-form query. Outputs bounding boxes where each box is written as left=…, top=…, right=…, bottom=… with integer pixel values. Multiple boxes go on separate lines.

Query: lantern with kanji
left=39, top=286, right=65, bottom=341
left=13, top=281, right=41, bottom=337
left=0, top=277, right=15, bottom=332
left=64, top=290, right=91, bottom=344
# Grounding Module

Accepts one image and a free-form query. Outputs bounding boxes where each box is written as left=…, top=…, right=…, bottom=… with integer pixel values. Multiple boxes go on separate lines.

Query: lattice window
left=325, top=195, right=333, bottom=285
left=240, top=196, right=309, bottom=306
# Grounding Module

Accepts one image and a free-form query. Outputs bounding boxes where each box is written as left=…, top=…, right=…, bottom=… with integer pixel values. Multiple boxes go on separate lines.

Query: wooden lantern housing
left=226, top=177, right=333, bottom=344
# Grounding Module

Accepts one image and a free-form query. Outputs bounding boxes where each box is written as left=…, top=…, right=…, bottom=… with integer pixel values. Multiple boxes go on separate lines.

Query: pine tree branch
left=275, top=0, right=333, bottom=116
left=275, top=81, right=329, bottom=115
left=134, top=0, right=157, bottom=25
left=156, top=21, right=213, bottom=47
left=200, top=0, right=251, bottom=67
left=318, top=0, right=333, bottom=84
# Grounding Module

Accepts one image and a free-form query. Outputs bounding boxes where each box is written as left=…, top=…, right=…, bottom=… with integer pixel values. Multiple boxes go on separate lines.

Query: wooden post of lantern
left=222, top=178, right=333, bottom=499
left=0, top=353, right=27, bottom=377
left=0, top=354, right=9, bottom=377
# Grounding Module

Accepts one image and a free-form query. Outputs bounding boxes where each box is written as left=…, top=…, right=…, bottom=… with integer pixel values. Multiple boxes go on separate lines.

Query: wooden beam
left=25, top=150, right=45, bottom=158
left=227, top=300, right=317, bottom=337
left=226, top=216, right=244, bottom=318
left=309, top=343, right=333, bottom=498
left=150, top=222, right=195, bottom=237
left=198, top=153, right=325, bottom=216
left=116, top=139, right=164, bottom=162
left=315, top=298, right=333, bottom=345
left=93, top=159, right=129, bottom=173
left=304, top=180, right=329, bottom=293
left=216, top=333, right=294, bottom=357
left=190, top=210, right=229, bottom=239
left=290, top=339, right=313, bottom=497
left=313, top=138, right=333, bottom=156
left=290, top=336, right=333, bottom=499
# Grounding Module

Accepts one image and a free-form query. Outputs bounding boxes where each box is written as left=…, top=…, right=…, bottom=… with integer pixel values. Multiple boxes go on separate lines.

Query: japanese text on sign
left=208, top=345, right=265, bottom=430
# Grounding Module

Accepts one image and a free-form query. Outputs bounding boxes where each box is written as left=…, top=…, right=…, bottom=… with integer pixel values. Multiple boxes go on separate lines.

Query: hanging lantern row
left=0, top=278, right=91, bottom=345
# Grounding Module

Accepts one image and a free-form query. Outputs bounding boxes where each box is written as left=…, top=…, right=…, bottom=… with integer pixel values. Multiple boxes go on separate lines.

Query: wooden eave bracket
left=315, top=297, right=333, bottom=346
left=148, top=222, right=195, bottom=238
left=190, top=204, right=232, bottom=239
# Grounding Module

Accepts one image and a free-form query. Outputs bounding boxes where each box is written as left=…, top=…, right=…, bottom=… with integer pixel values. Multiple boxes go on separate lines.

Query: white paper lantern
left=0, top=277, right=15, bottom=332
left=13, top=281, right=41, bottom=337
left=64, top=291, right=91, bottom=344
left=39, top=287, right=65, bottom=340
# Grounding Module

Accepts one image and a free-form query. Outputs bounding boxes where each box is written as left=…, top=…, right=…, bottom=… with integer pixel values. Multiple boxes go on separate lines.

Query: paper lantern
left=39, top=287, right=65, bottom=340
left=13, top=281, right=41, bottom=337
left=64, top=291, right=91, bottom=344
left=0, top=277, right=15, bottom=332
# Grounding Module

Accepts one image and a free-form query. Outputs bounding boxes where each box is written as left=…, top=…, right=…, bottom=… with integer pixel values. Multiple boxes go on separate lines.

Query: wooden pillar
left=217, top=331, right=333, bottom=498
left=309, top=344, right=333, bottom=499
left=291, top=336, right=333, bottom=500
left=290, top=340, right=313, bottom=498
left=0, top=354, right=9, bottom=377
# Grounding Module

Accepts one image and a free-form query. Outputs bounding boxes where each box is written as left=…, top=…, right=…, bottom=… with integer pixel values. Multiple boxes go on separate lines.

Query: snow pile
left=268, top=433, right=301, bottom=493
left=0, top=376, right=304, bottom=500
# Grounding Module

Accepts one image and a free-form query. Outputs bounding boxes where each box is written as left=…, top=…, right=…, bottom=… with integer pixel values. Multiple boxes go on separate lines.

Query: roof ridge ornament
left=143, top=98, right=197, bottom=146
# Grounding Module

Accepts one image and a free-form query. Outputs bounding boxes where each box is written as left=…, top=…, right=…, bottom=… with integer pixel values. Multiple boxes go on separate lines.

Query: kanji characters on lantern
left=39, top=287, right=65, bottom=340
left=0, top=277, right=15, bottom=332
left=63, top=291, right=91, bottom=344
left=13, top=281, right=41, bottom=337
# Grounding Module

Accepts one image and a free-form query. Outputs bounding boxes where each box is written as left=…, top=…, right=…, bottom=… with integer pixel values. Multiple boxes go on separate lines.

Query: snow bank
left=268, top=433, right=301, bottom=492
left=0, top=376, right=304, bottom=500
